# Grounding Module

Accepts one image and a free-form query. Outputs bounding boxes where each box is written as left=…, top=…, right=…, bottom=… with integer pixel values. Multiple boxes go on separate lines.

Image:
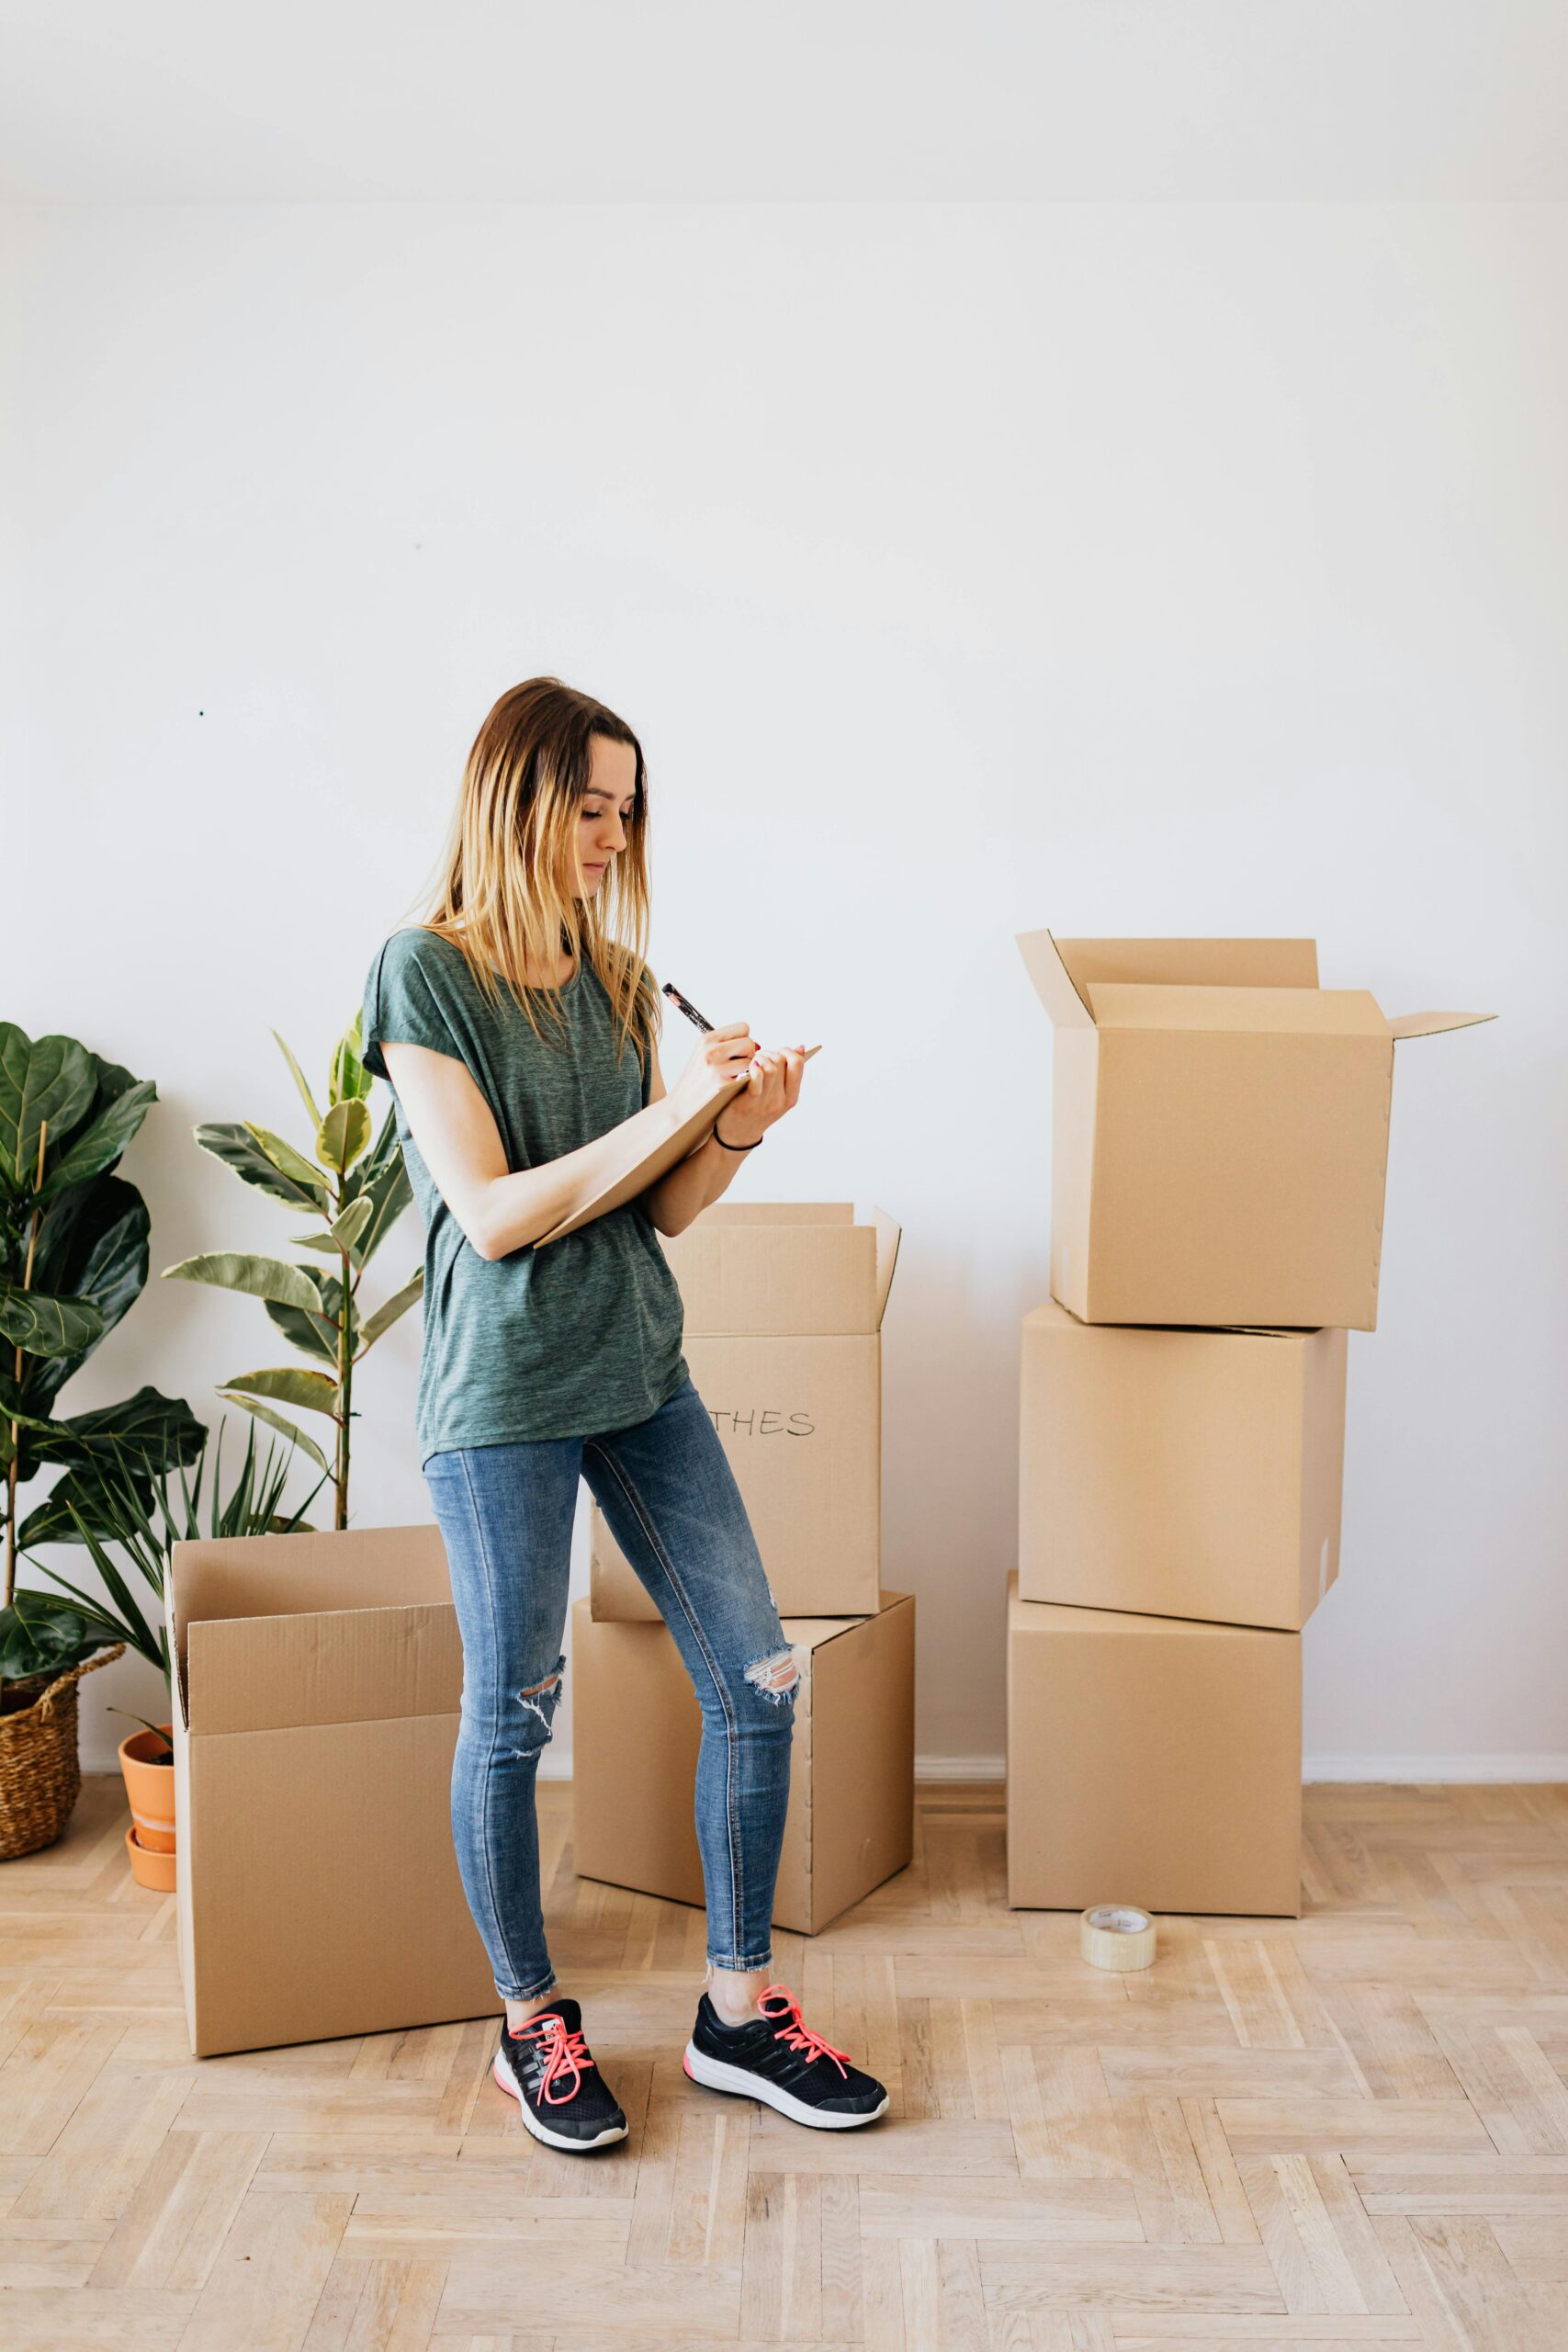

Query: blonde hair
left=412, top=676, right=660, bottom=1069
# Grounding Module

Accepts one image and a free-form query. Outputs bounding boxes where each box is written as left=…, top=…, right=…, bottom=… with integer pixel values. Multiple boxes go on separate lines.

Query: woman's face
left=575, top=733, right=638, bottom=897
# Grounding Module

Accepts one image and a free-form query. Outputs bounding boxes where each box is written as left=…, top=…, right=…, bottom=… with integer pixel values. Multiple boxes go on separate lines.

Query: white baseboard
left=534, top=1750, right=1568, bottom=1789
left=1301, top=1752, right=1568, bottom=1784
left=80, top=1743, right=1568, bottom=1787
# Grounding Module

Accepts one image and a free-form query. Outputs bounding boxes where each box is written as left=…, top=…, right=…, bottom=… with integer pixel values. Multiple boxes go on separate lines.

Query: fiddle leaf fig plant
left=1, top=1023, right=205, bottom=1700
left=162, top=1012, right=419, bottom=1530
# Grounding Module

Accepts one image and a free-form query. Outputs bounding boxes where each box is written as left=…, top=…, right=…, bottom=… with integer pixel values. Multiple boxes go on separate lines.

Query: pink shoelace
left=517, top=2010, right=596, bottom=2105
left=757, top=1983, right=852, bottom=2079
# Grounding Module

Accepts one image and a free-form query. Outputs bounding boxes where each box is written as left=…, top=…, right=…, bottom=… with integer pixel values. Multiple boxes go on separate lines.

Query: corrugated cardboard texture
left=1080, top=1022, right=1393, bottom=1329
left=1054, top=936, right=1322, bottom=994
left=571, top=1592, right=914, bottom=1934
left=661, top=1200, right=900, bottom=1336
left=168, top=1523, right=499, bottom=2057
left=182, top=1713, right=498, bottom=2055
left=185, top=1602, right=464, bottom=1735
left=1006, top=1576, right=1302, bottom=1917
left=1019, top=929, right=1491, bottom=1331
left=1018, top=1303, right=1347, bottom=1631
left=591, top=1331, right=882, bottom=1619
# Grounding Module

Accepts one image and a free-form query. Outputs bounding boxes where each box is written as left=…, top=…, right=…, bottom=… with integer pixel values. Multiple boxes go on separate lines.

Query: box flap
left=1016, top=930, right=1095, bottom=1029
left=1089, top=983, right=1387, bottom=1036
left=186, top=1600, right=464, bottom=1735
left=689, top=1202, right=855, bottom=1226
left=1386, top=1009, right=1497, bottom=1042
left=170, top=1524, right=453, bottom=1716
left=1056, top=937, right=1321, bottom=992
left=870, top=1208, right=901, bottom=1327
left=782, top=1590, right=910, bottom=1652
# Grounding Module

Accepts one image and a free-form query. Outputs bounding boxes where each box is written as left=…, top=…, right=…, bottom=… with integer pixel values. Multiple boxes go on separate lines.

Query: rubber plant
left=1, top=1023, right=205, bottom=1708
left=162, top=1011, right=419, bottom=1530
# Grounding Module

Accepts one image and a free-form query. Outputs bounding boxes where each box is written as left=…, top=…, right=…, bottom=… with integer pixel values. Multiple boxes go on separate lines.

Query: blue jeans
left=423, top=1374, right=797, bottom=2002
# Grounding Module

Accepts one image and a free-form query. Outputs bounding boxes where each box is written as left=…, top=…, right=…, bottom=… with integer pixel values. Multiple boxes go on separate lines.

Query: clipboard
left=533, top=1045, right=820, bottom=1248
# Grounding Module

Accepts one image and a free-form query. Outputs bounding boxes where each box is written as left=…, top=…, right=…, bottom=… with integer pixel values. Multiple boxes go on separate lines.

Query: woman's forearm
left=642, top=1128, right=748, bottom=1238
left=478, top=1092, right=693, bottom=1256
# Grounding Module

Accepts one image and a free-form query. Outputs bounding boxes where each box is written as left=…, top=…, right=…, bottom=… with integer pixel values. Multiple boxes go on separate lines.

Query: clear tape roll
left=1079, top=1904, right=1156, bottom=1972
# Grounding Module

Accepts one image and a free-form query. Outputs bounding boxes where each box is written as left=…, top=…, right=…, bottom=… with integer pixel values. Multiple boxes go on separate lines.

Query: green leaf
left=316, top=1098, right=371, bottom=1173
left=45, top=1504, right=163, bottom=1664
left=339, top=1114, right=412, bottom=1263
left=330, top=1195, right=375, bottom=1253
left=0, top=1025, right=97, bottom=1196
left=194, top=1121, right=329, bottom=1211
left=270, top=1028, right=323, bottom=1132
left=243, top=1121, right=330, bottom=1198
left=0, top=1281, right=105, bottom=1358
left=28, top=1178, right=151, bottom=1407
left=16, top=1462, right=147, bottom=1548
left=216, top=1393, right=332, bottom=1473
left=221, top=1366, right=341, bottom=1417
left=288, top=1195, right=374, bottom=1258
left=264, top=1271, right=354, bottom=1365
left=162, top=1251, right=326, bottom=1316
left=357, top=1268, right=423, bottom=1351
left=329, top=1010, right=373, bottom=1107
left=14, top=1389, right=206, bottom=1544
left=36, top=1079, right=157, bottom=1203
left=0, top=1592, right=118, bottom=1681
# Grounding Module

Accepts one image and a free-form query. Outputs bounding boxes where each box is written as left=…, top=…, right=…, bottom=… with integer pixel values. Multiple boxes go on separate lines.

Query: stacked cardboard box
left=1007, top=933, right=1491, bottom=1918
left=575, top=1202, right=915, bottom=1933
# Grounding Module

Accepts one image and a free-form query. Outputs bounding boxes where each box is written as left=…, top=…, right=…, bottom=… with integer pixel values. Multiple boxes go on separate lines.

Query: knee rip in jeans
left=513, top=1654, right=565, bottom=1751
left=744, top=1645, right=800, bottom=1705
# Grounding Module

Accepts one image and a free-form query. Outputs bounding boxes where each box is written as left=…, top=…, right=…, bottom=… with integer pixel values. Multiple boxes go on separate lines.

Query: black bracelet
left=713, top=1118, right=761, bottom=1151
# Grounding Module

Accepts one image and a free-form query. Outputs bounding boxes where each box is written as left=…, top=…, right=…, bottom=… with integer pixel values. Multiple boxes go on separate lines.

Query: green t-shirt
left=361, top=926, right=688, bottom=1461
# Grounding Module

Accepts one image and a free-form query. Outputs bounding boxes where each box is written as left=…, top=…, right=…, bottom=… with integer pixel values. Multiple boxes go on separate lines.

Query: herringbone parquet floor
left=6, top=1776, right=1568, bottom=2349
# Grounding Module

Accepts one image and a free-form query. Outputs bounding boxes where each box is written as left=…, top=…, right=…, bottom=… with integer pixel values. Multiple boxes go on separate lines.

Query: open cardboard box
left=1020, top=1300, right=1347, bottom=1632
left=1017, top=932, right=1492, bottom=1330
left=166, top=1524, right=500, bottom=2057
left=571, top=1589, right=915, bottom=1934
left=1007, top=1574, right=1303, bottom=1917
left=592, top=1203, right=899, bottom=1620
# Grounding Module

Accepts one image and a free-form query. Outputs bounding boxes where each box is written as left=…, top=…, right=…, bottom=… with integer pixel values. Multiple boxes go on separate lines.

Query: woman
left=361, top=676, right=887, bottom=2153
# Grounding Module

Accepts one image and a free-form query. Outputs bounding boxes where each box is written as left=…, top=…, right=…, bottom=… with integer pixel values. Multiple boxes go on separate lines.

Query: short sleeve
left=361, top=930, right=469, bottom=1080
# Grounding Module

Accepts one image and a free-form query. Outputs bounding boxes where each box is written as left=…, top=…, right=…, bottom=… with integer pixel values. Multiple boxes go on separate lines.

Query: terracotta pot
left=124, top=1823, right=176, bottom=1892
left=118, top=1723, right=176, bottom=1855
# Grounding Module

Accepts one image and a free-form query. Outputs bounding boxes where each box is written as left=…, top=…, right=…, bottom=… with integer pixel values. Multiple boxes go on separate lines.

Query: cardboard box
left=571, top=1590, right=915, bottom=1934
left=1017, top=931, right=1492, bottom=1330
left=661, top=1200, right=900, bottom=1334
left=167, top=1524, right=500, bottom=2057
left=1019, top=1300, right=1348, bottom=1632
left=592, top=1204, right=900, bottom=1621
left=1006, top=1575, right=1302, bottom=1917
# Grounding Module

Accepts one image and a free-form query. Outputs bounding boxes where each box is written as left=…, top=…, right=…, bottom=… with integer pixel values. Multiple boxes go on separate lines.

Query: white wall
left=4, top=202, right=1563, bottom=1777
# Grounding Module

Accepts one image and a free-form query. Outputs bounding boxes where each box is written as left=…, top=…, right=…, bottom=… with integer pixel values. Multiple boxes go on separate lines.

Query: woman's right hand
left=671, top=1020, right=757, bottom=1119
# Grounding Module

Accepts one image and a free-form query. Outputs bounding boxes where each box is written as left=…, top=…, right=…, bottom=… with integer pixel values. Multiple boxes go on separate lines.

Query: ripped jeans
left=423, top=1373, right=796, bottom=2002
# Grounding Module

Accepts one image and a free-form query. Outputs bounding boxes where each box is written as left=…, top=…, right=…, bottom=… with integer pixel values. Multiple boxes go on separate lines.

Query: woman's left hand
left=714, top=1045, right=807, bottom=1148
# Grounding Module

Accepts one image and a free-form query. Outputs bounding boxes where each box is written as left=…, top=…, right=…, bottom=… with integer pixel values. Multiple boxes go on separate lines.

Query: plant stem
left=334, top=1189, right=351, bottom=1532
left=4, top=1120, right=49, bottom=1614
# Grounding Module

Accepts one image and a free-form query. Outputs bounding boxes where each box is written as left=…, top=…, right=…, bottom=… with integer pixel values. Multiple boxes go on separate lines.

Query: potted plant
left=28, top=1417, right=325, bottom=1889
left=161, top=1011, right=421, bottom=1527
left=1, top=1023, right=204, bottom=1860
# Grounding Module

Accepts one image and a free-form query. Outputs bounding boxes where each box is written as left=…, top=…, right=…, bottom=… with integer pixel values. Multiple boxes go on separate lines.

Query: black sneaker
left=491, top=1998, right=627, bottom=2152
left=683, top=1983, right=888, bottom=2130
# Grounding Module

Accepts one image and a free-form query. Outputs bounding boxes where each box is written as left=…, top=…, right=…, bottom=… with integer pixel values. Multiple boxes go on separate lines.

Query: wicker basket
left=0, top=1644, right=126, bottom=1861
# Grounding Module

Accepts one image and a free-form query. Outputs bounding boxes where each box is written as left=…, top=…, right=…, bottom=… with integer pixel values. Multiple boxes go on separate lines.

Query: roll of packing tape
left=1080, top=1904, right=1157, bottom=1973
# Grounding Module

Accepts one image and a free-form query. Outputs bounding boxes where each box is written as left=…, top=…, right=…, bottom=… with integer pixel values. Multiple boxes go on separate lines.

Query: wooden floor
left=6, top=1781, right=1568, bottom=2350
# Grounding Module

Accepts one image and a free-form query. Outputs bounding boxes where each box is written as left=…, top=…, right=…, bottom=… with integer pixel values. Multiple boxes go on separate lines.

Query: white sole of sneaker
left=682, top=2041, right=888, bottom=2129
left=491, top=2048, right=628, bottom=2152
